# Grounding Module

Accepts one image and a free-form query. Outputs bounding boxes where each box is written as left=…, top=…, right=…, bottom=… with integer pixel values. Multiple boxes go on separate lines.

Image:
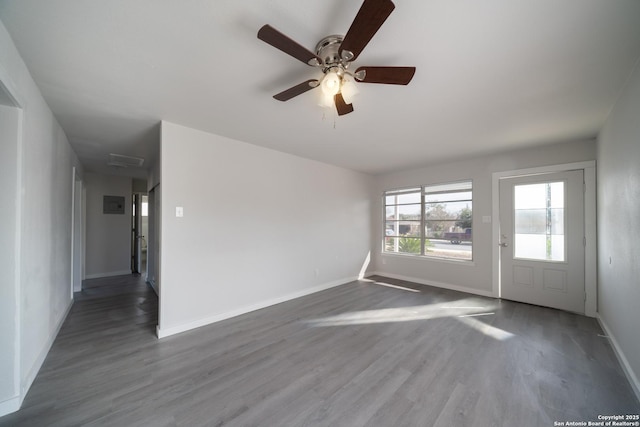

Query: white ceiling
left=1, top=0, right=640, bottom=178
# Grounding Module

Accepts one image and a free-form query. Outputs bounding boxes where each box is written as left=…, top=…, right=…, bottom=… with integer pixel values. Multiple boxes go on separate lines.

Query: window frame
left=383, top=180, right=473, bottom=261
left=383, top=187, right=424, bottom=255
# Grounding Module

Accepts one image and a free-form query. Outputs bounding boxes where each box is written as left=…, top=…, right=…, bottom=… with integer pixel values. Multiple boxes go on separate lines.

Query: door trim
left=70, top=167, right=83, bottom=295
left=491, top=161, right=596, bottom=317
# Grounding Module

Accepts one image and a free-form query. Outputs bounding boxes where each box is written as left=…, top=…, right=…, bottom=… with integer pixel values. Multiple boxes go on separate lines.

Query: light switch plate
left=176, top=206, right=183, bottom=217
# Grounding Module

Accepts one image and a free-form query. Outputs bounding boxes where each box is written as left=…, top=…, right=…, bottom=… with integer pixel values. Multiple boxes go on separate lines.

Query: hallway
left=0, top=275, right=158, bottom=426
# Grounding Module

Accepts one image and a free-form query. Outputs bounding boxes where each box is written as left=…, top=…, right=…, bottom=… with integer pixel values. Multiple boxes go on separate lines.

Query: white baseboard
left=84, top=270, right=132, bottom=280
left=0, top=396, right=20, bottom=418
left=596, top=313, right=640, bottom=402
left=368, top=271, right=494, bottom=298
left=157, top=276, right=357, bottom=339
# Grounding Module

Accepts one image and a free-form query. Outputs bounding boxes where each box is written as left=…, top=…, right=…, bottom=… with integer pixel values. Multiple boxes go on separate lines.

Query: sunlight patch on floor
left=458, top=316, right=515, bottom=341
left=372, top=281, right=421, bottom=293
left=458, top=312, right=495, bottom=318
left=360, top=278, right=421, bottom=293
left=305, top=296, right=514, bottom=341
left=305, top=299, right=494, bottom=327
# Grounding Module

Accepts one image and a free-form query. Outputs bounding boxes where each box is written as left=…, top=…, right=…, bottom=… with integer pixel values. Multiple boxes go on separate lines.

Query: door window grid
left=513, top=181, right=565, bottom=262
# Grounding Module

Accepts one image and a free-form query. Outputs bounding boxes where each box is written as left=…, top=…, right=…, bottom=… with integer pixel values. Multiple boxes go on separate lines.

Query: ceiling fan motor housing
left=315, top=35, right=346, bottom=70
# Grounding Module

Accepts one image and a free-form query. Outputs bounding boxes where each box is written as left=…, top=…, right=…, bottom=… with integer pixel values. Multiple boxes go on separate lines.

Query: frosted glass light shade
left=319, top=93, right=335, bottom=108
left=321, top=71, right=341, bottom=96
left=340, top=76, right=359, bottom=105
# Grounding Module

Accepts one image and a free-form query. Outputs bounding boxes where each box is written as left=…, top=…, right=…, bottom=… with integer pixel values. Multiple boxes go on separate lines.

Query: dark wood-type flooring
left=1, top=274, right=638, bottom=426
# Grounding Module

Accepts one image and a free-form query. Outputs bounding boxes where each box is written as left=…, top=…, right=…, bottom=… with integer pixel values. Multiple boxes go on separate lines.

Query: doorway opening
left=131, top=193, right=149, bottom=276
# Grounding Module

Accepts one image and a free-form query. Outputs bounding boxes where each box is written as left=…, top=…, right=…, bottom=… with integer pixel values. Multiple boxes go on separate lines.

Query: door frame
left=70, top=167, right=83, bottom=295
left=0, top=74, right=24, bottom=415
left=491, top=161, right=596, bottom=317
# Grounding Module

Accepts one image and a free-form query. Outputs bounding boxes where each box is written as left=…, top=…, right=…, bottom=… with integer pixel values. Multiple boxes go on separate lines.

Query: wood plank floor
left=1, top=274, right=638, bottom=426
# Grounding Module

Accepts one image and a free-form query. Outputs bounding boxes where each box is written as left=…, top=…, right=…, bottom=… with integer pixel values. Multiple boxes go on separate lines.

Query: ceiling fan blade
left=354, top=66, right=416, bottom=85
left=334, top=93, right=354, bottom=116
left=258, top=25, right=322, bottom=66
left=339, top=0, right=395, bottom=62
left=273, top=79, right=320, bottom=101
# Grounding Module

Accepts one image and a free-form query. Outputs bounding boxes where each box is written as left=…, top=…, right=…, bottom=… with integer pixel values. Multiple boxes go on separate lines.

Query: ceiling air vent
left=108, top=153, right=145, bottom=168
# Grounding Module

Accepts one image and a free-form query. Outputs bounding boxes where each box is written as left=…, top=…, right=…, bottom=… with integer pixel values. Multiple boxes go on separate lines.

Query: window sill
left=381, top=251, right=476, bottom=267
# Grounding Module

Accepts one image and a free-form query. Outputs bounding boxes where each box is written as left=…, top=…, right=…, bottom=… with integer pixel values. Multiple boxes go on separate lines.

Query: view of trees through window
left=384, top=181, right=472, bottom=261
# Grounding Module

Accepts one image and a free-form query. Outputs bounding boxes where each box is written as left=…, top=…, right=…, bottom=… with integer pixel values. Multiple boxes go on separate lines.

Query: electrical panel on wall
left=103, top=195, right=125, bottom=214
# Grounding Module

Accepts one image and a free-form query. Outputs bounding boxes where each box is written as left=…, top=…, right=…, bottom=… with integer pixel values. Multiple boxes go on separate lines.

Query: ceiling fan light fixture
left=258, top=0, right=415, bottom=117
left=340, top=74, right=359, bottom=105
left=318, top=92, right=335, bottom=108
left=321, top=70, right=341, bottom=96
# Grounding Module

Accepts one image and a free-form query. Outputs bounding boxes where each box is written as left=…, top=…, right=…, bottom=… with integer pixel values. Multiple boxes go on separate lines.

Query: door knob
left=499, top=242, right=508, bottom=247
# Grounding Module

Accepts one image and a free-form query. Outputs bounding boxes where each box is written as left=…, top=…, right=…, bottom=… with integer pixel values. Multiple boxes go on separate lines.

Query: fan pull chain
left=320, top=111, right=337, bottom=129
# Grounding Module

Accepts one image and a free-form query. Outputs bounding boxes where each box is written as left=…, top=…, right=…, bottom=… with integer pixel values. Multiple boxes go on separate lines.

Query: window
left=424, top=181, right=473, bottom=260
left=384, top=188, right=422, bottom=254
left=513, top=181, right=564, bottom=261
left=384, top=181, right=472, bottom=261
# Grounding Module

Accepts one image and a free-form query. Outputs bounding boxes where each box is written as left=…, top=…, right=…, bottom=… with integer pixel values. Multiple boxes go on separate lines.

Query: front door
left=499, top=170, right=585, bottom=313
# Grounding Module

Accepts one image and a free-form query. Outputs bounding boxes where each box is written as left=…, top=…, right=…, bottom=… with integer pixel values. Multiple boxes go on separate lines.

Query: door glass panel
left=514, top=181, right=565, bottom=261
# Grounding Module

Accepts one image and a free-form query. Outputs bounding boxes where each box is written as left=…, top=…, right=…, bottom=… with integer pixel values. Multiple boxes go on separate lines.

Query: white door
left=499, top=170, right=585, bottom=314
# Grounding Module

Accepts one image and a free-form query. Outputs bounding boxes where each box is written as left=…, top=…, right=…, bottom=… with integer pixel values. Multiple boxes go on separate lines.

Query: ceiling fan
left=257, top=0, right=416, bottom=116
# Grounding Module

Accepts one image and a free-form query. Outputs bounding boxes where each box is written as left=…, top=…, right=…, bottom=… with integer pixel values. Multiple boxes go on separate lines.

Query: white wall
left=596, top=61, right=640, bottom=398
left=146, top=154, right=160, bottom=292
left=146, top=186, right=160, bottom=293
left=158, top=121, right=372, bottom=337
left=84, top=172, right=132, bottom=279
left=132, top=178, right=147, bottom=194
left=0, top=103, right=20, bottom=411
left=147, top=153, right=160, bottom=191
left=372, top=139, right=596, bottom=296
left=0, top=19, right=83, bottom=416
